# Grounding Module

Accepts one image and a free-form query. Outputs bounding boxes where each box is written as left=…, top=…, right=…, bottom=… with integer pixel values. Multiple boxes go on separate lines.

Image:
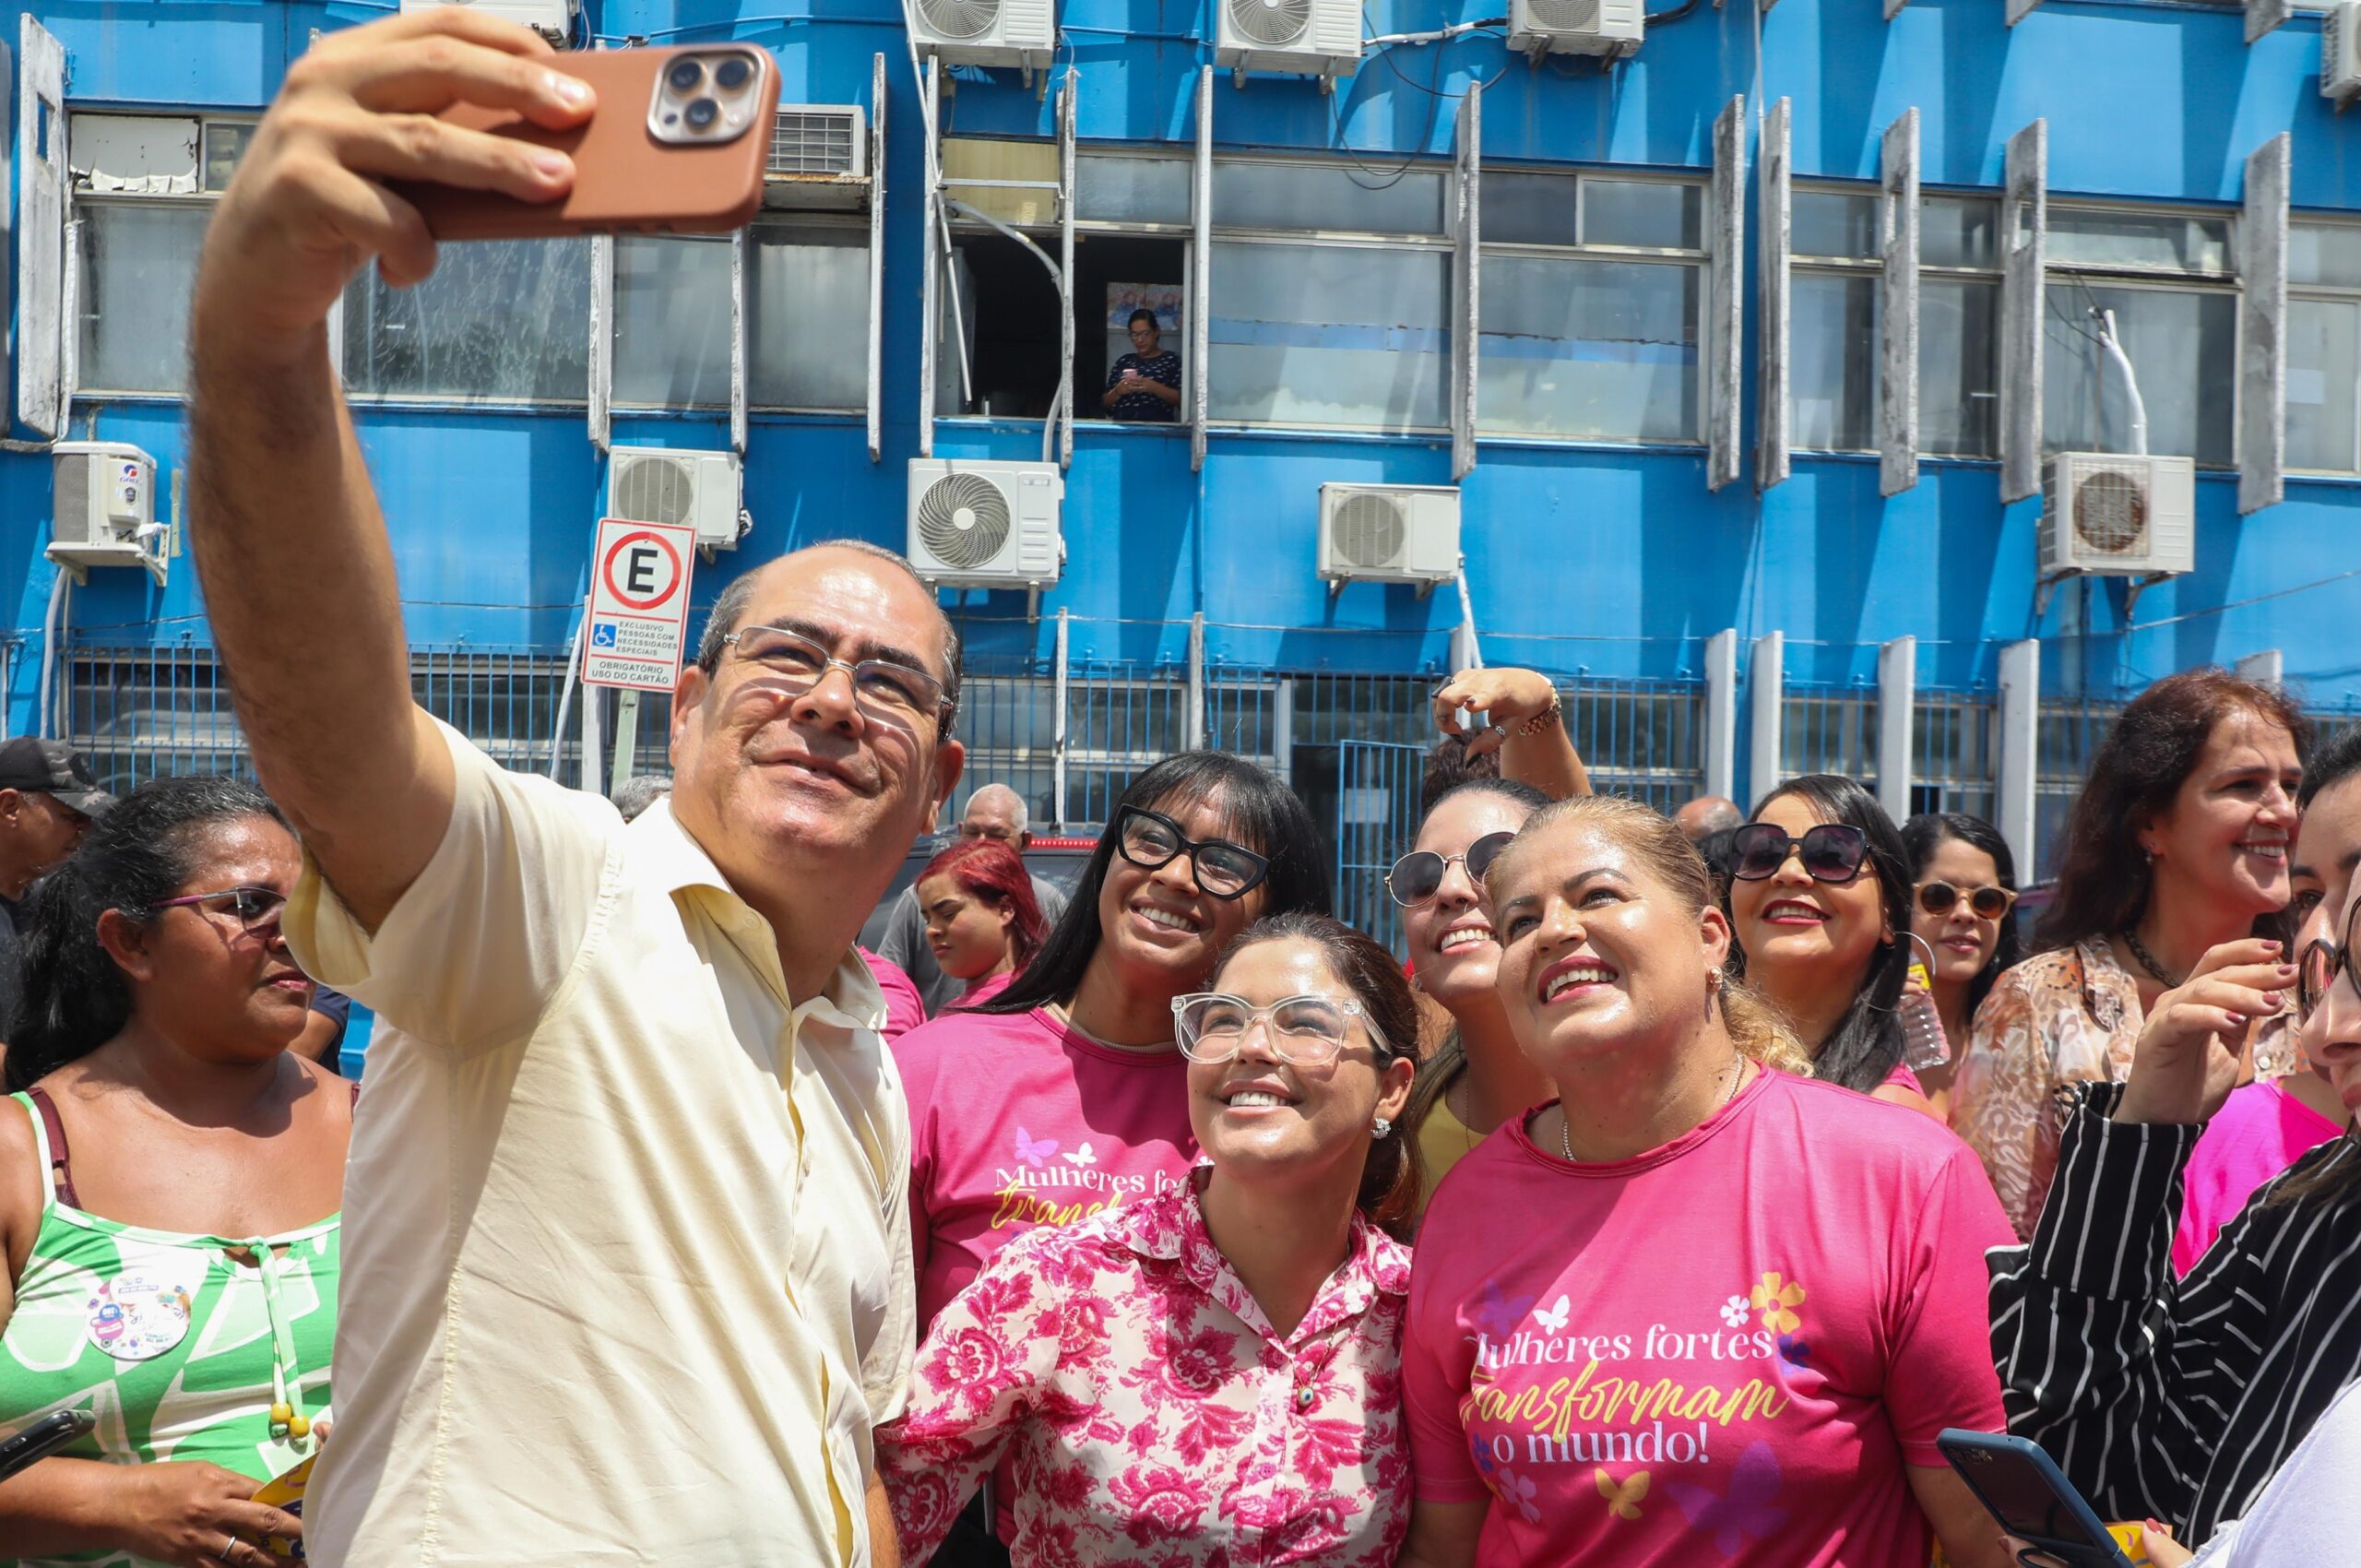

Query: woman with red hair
left=913, top=838, right=1048, bottom=1011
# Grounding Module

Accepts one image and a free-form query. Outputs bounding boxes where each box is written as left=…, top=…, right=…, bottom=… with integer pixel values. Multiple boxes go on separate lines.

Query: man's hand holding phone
left=196, top=11, right=590, bottom=365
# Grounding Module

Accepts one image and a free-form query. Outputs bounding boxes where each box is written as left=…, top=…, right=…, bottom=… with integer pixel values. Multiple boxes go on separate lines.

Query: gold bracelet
left=1515, top=693, right=1563, bottom=738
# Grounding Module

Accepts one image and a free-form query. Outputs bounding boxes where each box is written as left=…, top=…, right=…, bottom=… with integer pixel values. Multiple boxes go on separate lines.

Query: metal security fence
left=1783, top=688, right=1879, bottom=793
left=1572, top=679, right=1709, bottom=811
left=1335, top=740, right=1426, bottom=956
left=1911, top=690, right=1999, bottom=825
left=2035, top=697, right=2125, bottom=883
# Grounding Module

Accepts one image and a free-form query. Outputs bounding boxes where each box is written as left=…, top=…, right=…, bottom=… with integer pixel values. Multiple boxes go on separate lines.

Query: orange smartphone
left=400, top=43, right=779, bottom=241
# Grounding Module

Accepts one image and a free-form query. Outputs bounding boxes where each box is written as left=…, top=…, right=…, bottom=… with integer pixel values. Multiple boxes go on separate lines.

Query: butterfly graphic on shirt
left=1667, top=1441, right=1790, bottom=1556
left=1014, top=1127, right=1059, bottom=1168
left=1531, top=1295, right=1571, bottom=1334
left=1469, top=1280, right=1538, bottom=1339
left=1062, top=1142, right=1097, bottom=1168
left=1595, top=1467, right=1650, bottom=1523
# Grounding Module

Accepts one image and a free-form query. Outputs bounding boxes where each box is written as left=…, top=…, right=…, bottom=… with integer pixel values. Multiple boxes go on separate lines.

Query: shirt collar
left=2072, top=935, right=2139, bottom=1032
left=1114, top=1179, right=1410, bottom=1348
left=627, top=796, right=886, bottom=1031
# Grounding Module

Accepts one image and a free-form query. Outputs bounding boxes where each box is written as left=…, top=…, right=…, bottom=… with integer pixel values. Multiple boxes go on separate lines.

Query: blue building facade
left=6, top=0, right=2361, bottom=897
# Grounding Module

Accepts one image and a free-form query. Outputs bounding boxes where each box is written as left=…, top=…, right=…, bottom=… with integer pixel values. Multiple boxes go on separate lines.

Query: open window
left=1073, top=148, right=1192, bottom=433
left=933, top=136, right=1072, bottom=422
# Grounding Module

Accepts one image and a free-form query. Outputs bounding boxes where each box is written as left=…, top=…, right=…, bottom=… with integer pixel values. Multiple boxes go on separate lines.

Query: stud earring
left=1370, top=1117, right=1394, bottom=1138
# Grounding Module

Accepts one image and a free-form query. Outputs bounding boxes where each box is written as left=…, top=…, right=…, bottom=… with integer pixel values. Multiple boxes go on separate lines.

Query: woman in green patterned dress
left=0, top=777, right=350, bottom=1568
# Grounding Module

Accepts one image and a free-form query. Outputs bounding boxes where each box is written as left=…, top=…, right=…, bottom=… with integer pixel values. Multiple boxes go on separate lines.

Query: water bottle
left=1899, top=957, right=1952, bottom=1072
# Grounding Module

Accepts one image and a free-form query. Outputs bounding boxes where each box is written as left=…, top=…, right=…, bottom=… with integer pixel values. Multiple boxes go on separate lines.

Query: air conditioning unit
left=907, top=0, right=1057, bottom=73
left=1216, top=0, right=1362, bottom=82
left=1318, top=482, right=1461, bottom=592
left=906, top=459, right=1064, bottom=589
left=608, top=447, right=746, bottom=552
left=765, top=105, right=869, bottom=210
left=2328, top=2, right=2361, bottom=109
left=1509, top=0, right=1643, bottom=57
left=2039, top=453, right=2196, bottom=580
left=397, top=0, right=580, bottom=47
left=50, top=443, right=166, bottom=587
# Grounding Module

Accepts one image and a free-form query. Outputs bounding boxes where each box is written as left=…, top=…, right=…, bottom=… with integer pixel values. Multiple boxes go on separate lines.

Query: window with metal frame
left=68, top=113, right=256, bottom=398
left=2042, top=200, right=2237, bottom=466
left=1477, top=169, right=1707, bottom=444
left=343, top=237, right=593, bottom=404
left=2285, top=217, right=2361, bottom=474
left=612, top=224, right=872, bottom=412
left=1073, top=148, right=1192, bottom=432
left=1787, top=183, right=2002, bottom=457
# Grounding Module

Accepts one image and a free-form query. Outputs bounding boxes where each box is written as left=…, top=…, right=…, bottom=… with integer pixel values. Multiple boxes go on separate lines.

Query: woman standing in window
left=892, top=754, right=1328, bottom=1566
left=0, top=778, right=350, bottom=1567
left=1952, top=669, right=2306, bottom=1237
left=913, top=837, right=1049, bottom=1012
left=880, top=913, right=1419, bottom=1567
left=1100, top=309, right=1182, bottom=422
left=1724, top=775, right=1939, bottom=1115
left=1900, top=812, right=2024, bottom=1119
left=1395, top=795, right=2014, bottom=1568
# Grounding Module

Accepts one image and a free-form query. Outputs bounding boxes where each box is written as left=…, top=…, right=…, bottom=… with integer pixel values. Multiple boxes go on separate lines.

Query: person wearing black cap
left=0, top=739, right=111, bottom=1044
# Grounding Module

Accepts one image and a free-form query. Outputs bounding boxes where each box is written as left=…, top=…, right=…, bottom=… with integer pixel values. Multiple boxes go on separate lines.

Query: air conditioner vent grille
left=1526, top=0, right=1597, bottom=29
left=916, top=0, right=1003, bottom=40
left=1331, top=492, right=1408, bottom=570
left=2072, top=469, right=2149, bottom=555
left=1227, top=0, right=1313, bottom=46
left=769, top=112, right=858, bottom=176
left=915, top=472, right=1014, bottom=568
left=611, top=456, right=697, bottom=528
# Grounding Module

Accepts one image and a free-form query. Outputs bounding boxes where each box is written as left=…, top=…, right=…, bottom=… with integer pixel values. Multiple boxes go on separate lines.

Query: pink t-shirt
left=863, top=948, right=926, bottom=1040
left=1404, top=1070, right=2013, bottom=1568
left=894, top=1005, right=1198, bottom=1332
left=2170, top=1078, right=2345, bottom=1276
left=943, top=970, right=1015, bottom=1013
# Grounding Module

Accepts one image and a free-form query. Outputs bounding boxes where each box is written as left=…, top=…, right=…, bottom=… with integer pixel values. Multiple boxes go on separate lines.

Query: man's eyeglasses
left=1916, top=881, right=2017, bottom=921
left=717, top=624, right=949, bottom=727
left=146, top=885, right=287, bottom=933
left=1729, top=823, right=1870, bottom=885
left=2297, top=895, right=2361, bottom=1019
left=1170, top=992, right=1392, bottom=1067
left=1386, top=831, right=1516, bottom=909
left=1115, top=806, right=1269, bottom=901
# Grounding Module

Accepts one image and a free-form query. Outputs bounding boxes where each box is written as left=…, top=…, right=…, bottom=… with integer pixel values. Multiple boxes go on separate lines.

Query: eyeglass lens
left=1386, top=830, right=1516, bottom=908
left=1732, top=824, right=1867, bottom=883
left=1917, top=883, right=2011, bottom=920
left=1119, top=810, right=1264, bottom=898
left=1179, top=995, right=1350, bottom=1062
left=733, top=625, right=941, bottom=715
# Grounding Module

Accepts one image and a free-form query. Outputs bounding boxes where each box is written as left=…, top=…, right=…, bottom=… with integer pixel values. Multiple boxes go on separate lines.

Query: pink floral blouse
left=876, top=1180, right=1413, bottom=1568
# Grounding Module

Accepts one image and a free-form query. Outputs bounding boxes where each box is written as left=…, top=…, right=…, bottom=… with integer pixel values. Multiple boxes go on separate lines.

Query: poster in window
left=1106, top=282, right=1183, bottom=371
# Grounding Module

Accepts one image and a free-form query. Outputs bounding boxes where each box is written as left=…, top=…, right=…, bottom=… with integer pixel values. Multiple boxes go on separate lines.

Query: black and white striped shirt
left=1988, top=1080, right=2361, bottom=1547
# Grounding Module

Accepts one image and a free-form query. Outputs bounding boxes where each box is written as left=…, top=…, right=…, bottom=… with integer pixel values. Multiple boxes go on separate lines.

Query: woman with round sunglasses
left=879, top=913, right=1418, bottom=1567
left=1723, top=775, right=1938, bottom=1113
left=1986, top=878, right=2361, bottom=1556
left=890, top=754, right=1327, bottom=1566
left=1899, top=813, right=2024, bottom=1118
left=0, top=778, right=349, bottom=1568
left=1953, top=670, right=2308, bottom=1239
left=1396, top=795, right=2016, bottom=1568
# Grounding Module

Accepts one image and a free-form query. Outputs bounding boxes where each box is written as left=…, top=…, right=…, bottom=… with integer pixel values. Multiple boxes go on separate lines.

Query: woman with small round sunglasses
left=1723, top=774, right=1937, bottom=1113
left=1900, top=813, right=2023, bottom=1119
left=912, top=837, right=1049, bottom=1011
left=0, top=778, right=349, bottom=1568
left=891, top=754, right=1328, bottom=1566
left=1396, top=795, right=2015, bottom=1568
left=880, top=913, right=1419, bottom=1567
left=1952, top=669, right=2307, bottom=1238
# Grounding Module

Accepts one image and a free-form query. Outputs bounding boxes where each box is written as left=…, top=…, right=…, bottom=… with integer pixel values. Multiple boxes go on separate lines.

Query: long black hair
left=6, top=776, right=290, bottom=1092
left=977, top=752, right=1331, bottom=1016
left=1901, top=812, right=2024, bottom=1028
left=1726, top=774, right=1913, bottom=1094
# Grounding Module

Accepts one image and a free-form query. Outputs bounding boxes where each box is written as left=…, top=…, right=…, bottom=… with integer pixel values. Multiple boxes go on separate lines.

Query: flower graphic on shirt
left=1493, top=1468, right=1542, bottom=1524
left=1718, top=1295, right=1751, bottom=1327
left=1750, top=1271, right=1807, bottom=1335
left=1776, top=1333, right=1813, bottom=1374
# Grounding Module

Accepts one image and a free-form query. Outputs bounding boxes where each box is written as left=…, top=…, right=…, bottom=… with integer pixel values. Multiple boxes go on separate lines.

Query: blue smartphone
left=1938, top=1429, right=2136, bottom=1568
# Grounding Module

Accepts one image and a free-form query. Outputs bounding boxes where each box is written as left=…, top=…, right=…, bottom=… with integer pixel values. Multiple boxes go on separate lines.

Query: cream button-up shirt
left=286, top=723, right=914, bottom=1567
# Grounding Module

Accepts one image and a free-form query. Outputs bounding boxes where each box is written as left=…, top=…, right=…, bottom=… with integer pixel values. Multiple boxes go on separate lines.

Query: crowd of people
left=0, top=13, right=2355, bottom=1568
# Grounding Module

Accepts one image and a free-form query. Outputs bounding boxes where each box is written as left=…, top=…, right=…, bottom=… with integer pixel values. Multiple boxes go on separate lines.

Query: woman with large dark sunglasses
left=1723, top=774, right=1939, bottom=1114
left=1986, top=875, right=2361, bottom=1558
left=888, top=753, right=1328, bottom=1568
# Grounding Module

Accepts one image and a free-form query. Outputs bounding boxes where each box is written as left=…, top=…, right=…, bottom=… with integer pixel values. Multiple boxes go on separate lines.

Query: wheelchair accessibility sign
left=582, top=517, right=697, bottom=692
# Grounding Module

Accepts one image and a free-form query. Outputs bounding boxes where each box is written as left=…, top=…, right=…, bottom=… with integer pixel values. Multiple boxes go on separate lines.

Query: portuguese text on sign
left=583, top=517, right=698, bottom=692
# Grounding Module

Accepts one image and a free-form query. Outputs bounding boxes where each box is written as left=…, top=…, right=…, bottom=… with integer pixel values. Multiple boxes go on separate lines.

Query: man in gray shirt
left=878, top=783, right=1067, bottom=1014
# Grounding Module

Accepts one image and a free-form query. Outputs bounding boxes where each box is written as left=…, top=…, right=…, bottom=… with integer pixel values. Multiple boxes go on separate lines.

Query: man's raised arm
left=186, top=12, right=594, bottom=928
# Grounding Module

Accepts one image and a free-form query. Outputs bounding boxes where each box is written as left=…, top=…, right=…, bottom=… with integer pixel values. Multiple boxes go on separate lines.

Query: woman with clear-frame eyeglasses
left=890, top=754, right=1331, bottom=1567
left=879, top=912, right=1420, bottom=1567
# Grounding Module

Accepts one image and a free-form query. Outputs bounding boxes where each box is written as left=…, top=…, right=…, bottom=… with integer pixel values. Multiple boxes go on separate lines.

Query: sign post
left=582, top=517, right=698, bottom=703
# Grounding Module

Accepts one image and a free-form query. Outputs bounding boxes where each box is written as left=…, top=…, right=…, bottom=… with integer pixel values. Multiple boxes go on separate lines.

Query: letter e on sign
left=582, top=516, right=699, bottom=692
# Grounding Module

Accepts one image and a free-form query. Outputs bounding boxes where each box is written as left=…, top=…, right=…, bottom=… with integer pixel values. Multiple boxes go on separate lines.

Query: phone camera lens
left=714, top=56, right=753, bottom=90
left=683, top=97, right=720, bottom=130
left=667, top=59, right=706, bottom=93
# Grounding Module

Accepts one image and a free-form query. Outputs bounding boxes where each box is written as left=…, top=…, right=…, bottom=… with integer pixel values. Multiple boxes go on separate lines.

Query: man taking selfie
left=186, top=13, right=958, bottom=1564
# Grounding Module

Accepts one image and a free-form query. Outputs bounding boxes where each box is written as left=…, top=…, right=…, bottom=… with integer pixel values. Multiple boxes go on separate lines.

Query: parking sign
left=582, top=517, right=698, bottom=692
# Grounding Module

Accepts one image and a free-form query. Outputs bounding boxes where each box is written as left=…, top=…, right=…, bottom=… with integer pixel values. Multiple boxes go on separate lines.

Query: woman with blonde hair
left=1396, top=795, right=2015, bottom=1568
